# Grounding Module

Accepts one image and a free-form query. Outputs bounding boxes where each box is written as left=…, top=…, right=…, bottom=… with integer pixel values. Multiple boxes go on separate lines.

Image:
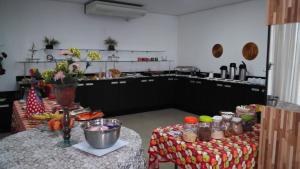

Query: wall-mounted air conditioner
left=85, top=0, right=147, bottom=20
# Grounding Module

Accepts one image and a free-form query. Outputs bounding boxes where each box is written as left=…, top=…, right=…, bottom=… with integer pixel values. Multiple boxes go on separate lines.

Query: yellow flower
left=87, top=51, right=101, bottom=61
left=69, top=48, right=81, bottom=58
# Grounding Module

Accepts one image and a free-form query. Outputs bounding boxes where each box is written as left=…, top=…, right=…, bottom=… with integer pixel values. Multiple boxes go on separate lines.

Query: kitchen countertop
left=17, top=74, right=266, bottom=87
left=0, top=126, right=146, bottom=169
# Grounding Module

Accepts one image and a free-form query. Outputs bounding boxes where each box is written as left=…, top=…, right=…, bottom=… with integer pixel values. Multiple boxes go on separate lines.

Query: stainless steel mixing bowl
left=82, top=118, right=121, bottom=149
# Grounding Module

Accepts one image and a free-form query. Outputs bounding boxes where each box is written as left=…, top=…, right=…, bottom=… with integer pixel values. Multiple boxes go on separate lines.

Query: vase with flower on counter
left=39, top=48, right=94, bottom=147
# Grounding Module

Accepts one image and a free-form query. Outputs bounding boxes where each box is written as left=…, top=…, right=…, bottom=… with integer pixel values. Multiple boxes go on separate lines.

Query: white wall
left=0, top=0, right=178, bottom=91
left=178, top=0, right=268, bottom=77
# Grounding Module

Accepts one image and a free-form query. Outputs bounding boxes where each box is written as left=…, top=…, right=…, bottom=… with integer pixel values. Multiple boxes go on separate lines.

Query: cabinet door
left=147, top=78, right=159, bottom=108
left=157, top=77, right=175, bottom=107
left=0, top=105, right=12, bottom=132
left=75, top=82, right=87, bottom=107
left=243, top=86, right=267, bottom=105
left=185, top=79, right=197, bottom=113
left=118, top=79, right=137, bottom=113
left=92, top=80, right=119, bottom=116
left=194, top=80, right=207, bottom=115
left=173, top=77, right=184, bottom=108
left=208, top=82, right=225, bottom=115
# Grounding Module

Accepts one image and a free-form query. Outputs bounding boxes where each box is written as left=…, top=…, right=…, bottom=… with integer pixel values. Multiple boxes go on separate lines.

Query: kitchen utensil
left=239, top=61, right=247, bottom=81
left=220, top=66, right=228, bottom=79
left=229, top=63, right=236, bottom=80
left=82, top=118, right=121, bottom=149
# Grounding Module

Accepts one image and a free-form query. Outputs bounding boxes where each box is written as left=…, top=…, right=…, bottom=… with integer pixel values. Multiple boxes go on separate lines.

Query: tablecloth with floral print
left=148, top=124, right=259, bottom=169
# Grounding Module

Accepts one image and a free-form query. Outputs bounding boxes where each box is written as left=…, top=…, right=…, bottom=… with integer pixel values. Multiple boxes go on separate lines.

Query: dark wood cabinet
left=157, top=77, right=176, bottom=107
left=0, top=91, right=15, bottom=132
left=118, top=79, right=138, bottom=113
left=70, top=76, right=266, bottom=117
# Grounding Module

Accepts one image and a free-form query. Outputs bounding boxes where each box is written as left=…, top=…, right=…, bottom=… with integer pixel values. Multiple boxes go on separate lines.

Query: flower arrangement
left=41, top=48, right=89, bottom=85
left=87, top=51, right=101, bottom=61
left=29, top=68, right=42, bottom=80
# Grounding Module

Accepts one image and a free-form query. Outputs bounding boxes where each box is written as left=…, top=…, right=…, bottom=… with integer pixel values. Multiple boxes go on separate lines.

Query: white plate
left=73, top=139, right=128, bottom=157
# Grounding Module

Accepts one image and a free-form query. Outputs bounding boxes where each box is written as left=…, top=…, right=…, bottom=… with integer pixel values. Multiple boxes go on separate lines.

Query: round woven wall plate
left=242, top=42, right=258, bottom=60
left=212, top=44, right=223, bottom=58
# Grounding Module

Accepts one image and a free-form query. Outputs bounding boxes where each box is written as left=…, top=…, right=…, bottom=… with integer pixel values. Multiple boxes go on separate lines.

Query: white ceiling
left=49, top=0, right=252, bottom=16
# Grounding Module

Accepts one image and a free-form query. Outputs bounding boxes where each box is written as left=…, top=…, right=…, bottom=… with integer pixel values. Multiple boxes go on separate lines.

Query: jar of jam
left=211, top=116, right=224, bottom=139
left=232, top=117, right=243, bottom=135
left=198, top=115, right=213, bottom=141
left=241, top=114, right=256, bottom=131
left=182, top=116, right=198, bottom=142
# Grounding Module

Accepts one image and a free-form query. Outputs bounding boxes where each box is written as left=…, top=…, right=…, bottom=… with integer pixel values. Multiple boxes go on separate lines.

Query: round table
left=0, top=126, right=146, bottom=169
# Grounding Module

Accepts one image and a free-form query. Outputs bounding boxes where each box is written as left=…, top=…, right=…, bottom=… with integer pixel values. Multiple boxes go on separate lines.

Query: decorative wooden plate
left=212, top=44, right=223, bottom=58
left=242, top=42, right=258, bottom=60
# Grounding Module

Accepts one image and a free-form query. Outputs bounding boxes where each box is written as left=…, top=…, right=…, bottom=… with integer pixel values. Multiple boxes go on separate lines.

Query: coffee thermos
left=239, top=62, right=247, bottom=81
left=229, top=63, right=236, bottom=80
left=220, top=66, right=228, bottom=79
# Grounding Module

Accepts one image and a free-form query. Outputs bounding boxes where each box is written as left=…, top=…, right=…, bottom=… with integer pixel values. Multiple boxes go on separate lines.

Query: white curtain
left=268, top=23, right=300, bottom=105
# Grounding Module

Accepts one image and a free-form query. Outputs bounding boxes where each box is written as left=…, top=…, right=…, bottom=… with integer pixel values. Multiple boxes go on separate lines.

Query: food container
left=221, top=112, right=234, bottom=137
left=198, top=115, right=213, bottom=141
left=240, top=114, right=256, bottom=131
left=81, top=118, right=121, bottom=149
left=232, top=117, right=243, bottom=135
left=211, top=116, right=224, bottom=139
left=182, top=116, right=198, bottom=142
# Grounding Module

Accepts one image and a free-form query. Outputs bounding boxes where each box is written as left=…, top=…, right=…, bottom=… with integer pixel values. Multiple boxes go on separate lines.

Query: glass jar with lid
left=198, top=115, right=213, bottom=141
left=211, top=116, right=224, bottom=139
left=221, top=112, right=234, bottom=137
left=182, top=116, right=198, bottom=142
left=232, top=117, right=243, bottom=135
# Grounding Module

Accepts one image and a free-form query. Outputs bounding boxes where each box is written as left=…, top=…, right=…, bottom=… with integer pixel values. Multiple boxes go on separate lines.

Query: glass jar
left=198, top=115, right=212, bottom=141
left=182, top=116, right=198, bottom=142
left=240, top=114, right=256, bottom=131
left=211, top=116, right=224, bottom=139
left=221, top=113, right=234, bottom=137
left=231, top=117, right=243, bottom=135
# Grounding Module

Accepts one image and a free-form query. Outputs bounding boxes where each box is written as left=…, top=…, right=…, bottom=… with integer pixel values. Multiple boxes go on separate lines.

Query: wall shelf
left=17, top=60, right=173, bottom=64
left=36, top=48, right=166, bottom=53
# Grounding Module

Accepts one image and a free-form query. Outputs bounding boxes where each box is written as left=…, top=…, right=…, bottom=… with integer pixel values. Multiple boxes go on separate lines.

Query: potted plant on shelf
left=43, top=36, right=60, bottom=49
left=104, top=37, right=118, bottom=51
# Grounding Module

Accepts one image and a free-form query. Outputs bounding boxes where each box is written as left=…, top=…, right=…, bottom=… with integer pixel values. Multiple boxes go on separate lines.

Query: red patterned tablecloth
left=11, top=99, right=59, bottom=132
left=148, top=124, right=259, bottom=169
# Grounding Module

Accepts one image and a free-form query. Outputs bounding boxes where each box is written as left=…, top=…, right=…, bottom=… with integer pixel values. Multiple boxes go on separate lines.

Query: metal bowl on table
left=81, top=118, right=121, bottom=149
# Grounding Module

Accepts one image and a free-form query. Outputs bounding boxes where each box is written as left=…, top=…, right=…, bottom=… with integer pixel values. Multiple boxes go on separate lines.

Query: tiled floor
left=116, top=108, right=194, bottom=169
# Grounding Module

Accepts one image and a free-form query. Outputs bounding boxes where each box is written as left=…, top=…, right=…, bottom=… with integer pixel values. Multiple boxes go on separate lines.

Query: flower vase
left=54, top=83, right=77, bottom=148
left=45, top=84, right=56, bottom=100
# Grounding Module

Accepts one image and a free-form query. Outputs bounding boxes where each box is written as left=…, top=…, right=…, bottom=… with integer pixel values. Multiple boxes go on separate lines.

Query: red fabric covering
left=148, top=124, right=260, bottom=169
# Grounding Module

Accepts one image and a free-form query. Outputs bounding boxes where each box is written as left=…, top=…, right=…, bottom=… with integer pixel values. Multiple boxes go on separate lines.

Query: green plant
left=43, top=36, right=60, bottom=46
left=104, top=37, right=118, bottom=47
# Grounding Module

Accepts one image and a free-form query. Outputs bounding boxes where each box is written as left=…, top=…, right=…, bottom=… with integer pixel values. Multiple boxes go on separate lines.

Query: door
left=92, top=80, right=119, bottom=116
left=118, top=79, right=137, bottom=113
